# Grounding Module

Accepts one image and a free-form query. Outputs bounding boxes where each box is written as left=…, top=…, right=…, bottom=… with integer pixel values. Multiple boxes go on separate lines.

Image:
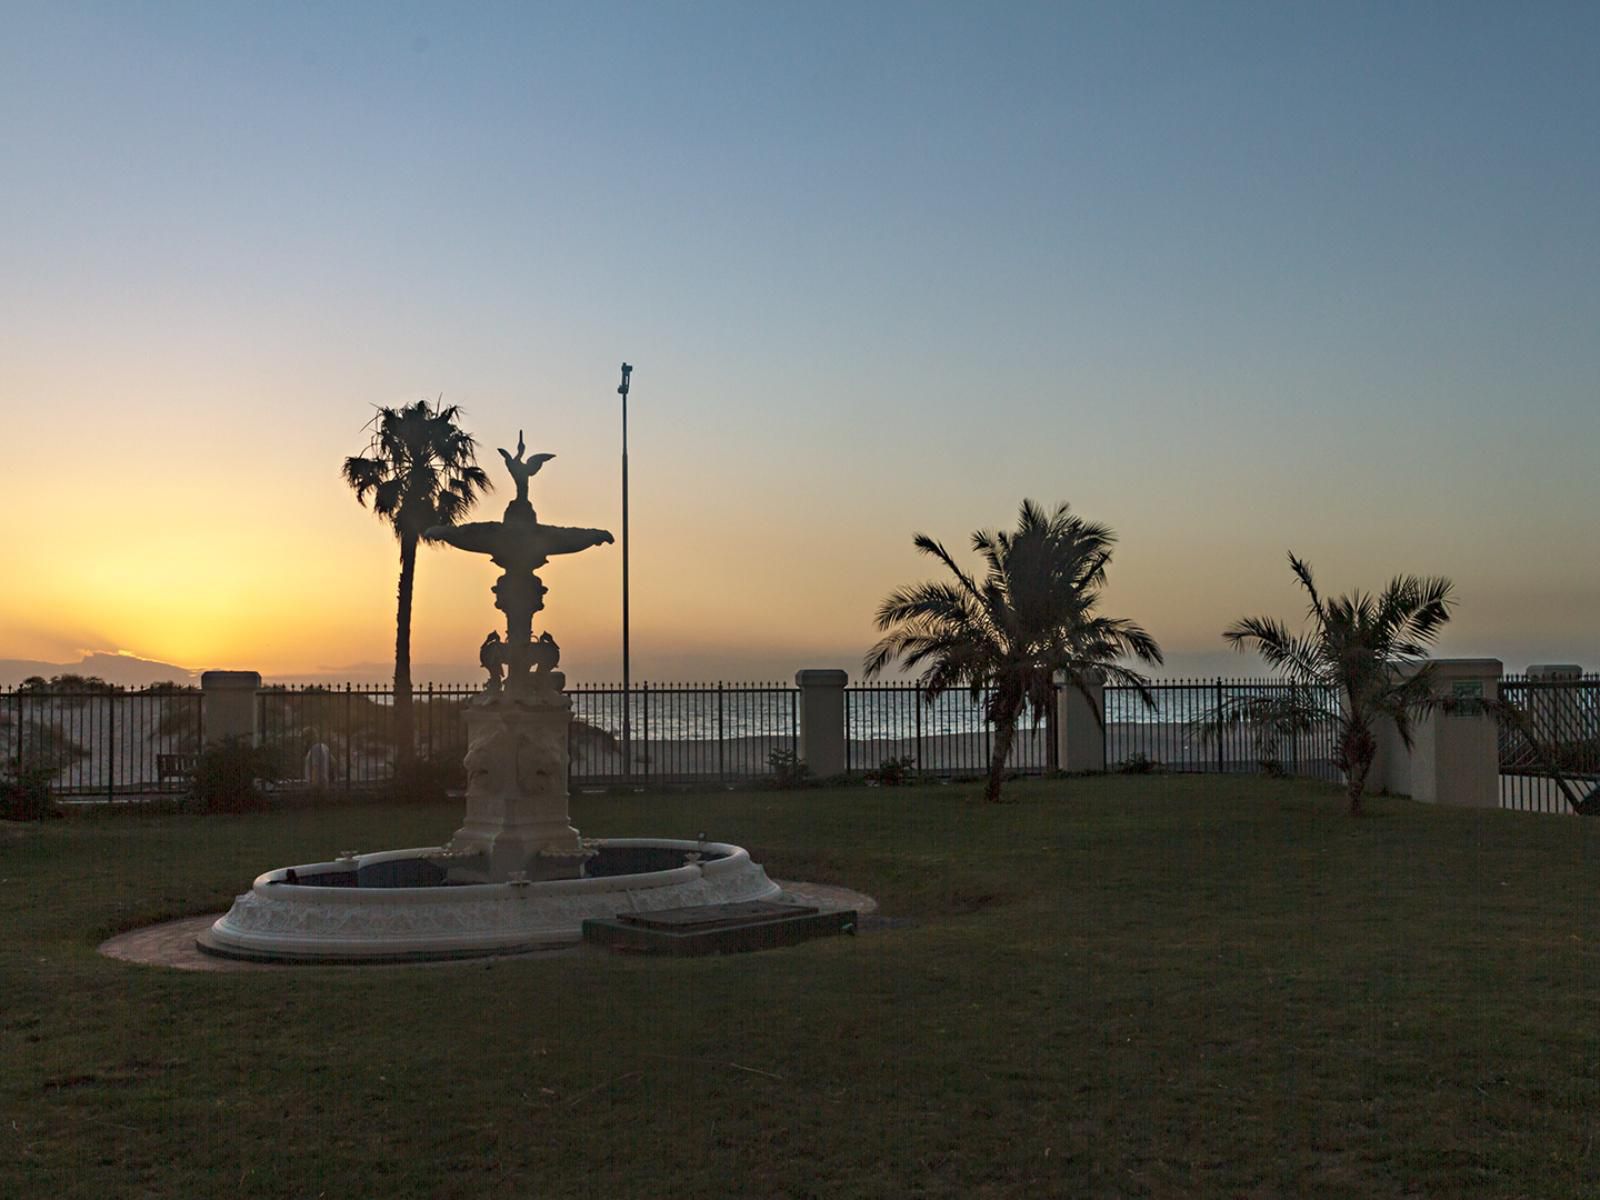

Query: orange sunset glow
left=2, top=6, right=1595, bottom=687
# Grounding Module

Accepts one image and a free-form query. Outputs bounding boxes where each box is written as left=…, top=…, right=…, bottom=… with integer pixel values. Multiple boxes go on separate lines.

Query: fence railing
left=10, top=672, right=1591, bottom=805
left=1498, top=674, right=1600, bottom=814
left=567, top=682, right=799, bottom=784
left=1, top=681, right=807, bottom=797
left=0, top=684, right=203, bottom=797
left=1103, top=678, right=1343, bottom=782
left=257, top=682, right=805, bottom=789
left=844, top=684, right=1054, bottom=777
left=255, top=683, right=480, bottom=791
left=0, top=676, right=1360, bottom=796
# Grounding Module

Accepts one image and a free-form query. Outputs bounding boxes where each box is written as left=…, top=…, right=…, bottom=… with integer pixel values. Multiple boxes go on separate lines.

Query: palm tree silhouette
left=1225, top=553, right=1454, bottom=815
left=866, top=500, right=1163, bottom=802
left=343, top=400, right=490, bottom=765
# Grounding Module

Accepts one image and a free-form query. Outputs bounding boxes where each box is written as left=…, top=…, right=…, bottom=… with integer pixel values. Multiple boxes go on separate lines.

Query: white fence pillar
left=795, top=670, right=848, bottom=778
left=1054, top=671, right=1106, bottom=773
left=201, top=670, right=261, bottom=747
left=1527, top=664, right=1582, bottom=680
left=1527, top=664, right=1583, bottom=746
left=1406, top=658, right=1503, bottom=807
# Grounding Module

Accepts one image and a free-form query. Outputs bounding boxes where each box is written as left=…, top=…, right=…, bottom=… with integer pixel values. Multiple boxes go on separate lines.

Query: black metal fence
left=844, top=684, right=1054, bottom=777
left=1498, top=674, right=1600, bottom=814
left=567, top=682, right=799, bottom=784
left=0, top=676, right=1348, bottom=797
left=2, top=680, right=808, bottom=797
left=0, top=683, right=203, bottom=797
left=258, top=682, right=805, bottom=789
left=1, top=677, right=1069, bottom=795
left=24, top=672, right=1595, bottom=805
left=255, top=683, right=479, bottom=790
left=1103, top=678, right=1343, bottom=782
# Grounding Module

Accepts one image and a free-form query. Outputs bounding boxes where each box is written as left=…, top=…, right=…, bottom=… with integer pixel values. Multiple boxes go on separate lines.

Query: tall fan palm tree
left=1225, top=553, right=1455, bottom=816
left=343, top=400, right=490, bottom=765
left=865, top=500, right=1163, bottom=803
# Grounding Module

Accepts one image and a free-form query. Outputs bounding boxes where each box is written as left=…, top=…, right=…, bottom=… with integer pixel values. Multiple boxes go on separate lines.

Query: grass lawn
left=4, top=774, right=1600, bottom=1198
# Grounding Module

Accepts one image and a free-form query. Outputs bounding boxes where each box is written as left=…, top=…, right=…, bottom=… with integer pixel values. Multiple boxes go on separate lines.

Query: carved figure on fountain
left=451, top=694, right=587, bottom=881
left=479, top=632, right=506, bottom=693
left=528, top=632, right=563, bottom=688
left=492, top=571, right=548, bottom=633
left=460, top=705, right=571, bottom=802
left=497, top=431, right=555, bottom=508
left=513, top=703, right=570, bottom=789
left=426, top=431, right=611, bottom=699
left=462, top=718, right=522, bottom=800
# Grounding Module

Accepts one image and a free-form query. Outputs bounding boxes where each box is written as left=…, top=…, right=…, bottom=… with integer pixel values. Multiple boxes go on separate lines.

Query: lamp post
left=618, top=362, right=633, bottom=776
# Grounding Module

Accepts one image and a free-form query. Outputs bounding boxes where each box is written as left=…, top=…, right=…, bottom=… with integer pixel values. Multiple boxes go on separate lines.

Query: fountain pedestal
left=446, top=690, right=591, bottom=882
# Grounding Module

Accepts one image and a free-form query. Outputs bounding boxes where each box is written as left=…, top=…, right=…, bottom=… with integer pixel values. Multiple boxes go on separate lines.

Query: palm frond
left=1288, top=552, right=1324, bottom=622
left=341, top=455, right=383, bottom=506
left=345, top=399, right=490, bottom=541
left=911, top=534, right=982, bottom=601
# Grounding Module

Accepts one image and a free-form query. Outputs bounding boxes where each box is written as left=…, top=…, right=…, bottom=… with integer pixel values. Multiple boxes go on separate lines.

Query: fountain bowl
left=197, top=838, right=783, bottom=963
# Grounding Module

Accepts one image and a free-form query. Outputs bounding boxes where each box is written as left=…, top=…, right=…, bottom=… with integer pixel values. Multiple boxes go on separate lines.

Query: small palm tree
left=1185, top=692, right=1321, bottom=778
left=1225, top=553, right=1454, bottom=816
left=343, top=400, right=490, bottom=765
left=865, top=500, right=1163, bottom=803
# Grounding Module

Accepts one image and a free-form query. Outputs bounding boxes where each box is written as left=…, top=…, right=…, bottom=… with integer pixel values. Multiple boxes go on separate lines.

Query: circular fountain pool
left=197, top=838, right=783, bottom=963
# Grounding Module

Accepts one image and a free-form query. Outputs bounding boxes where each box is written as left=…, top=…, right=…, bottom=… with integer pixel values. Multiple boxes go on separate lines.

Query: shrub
left=1118, top=752, right=1157, bottom=775
left=866, top=755, right=917, bottom=787
left=390, top=753, right=466, bottom=803
left=251, top=738, right=301, bottom=783
left=0, top=761, right=57, bottom=821
left=187, top=738, right=276, bottom=813
left=765, top=748, right=812, bottom=789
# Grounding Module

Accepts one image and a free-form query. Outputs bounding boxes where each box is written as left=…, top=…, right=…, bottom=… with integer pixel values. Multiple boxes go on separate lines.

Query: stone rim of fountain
left=199, top=838, right=785, bottom=962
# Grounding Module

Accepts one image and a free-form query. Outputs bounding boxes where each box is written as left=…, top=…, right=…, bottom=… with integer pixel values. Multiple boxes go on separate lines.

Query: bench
left=156, top=753, right=200, bottom=783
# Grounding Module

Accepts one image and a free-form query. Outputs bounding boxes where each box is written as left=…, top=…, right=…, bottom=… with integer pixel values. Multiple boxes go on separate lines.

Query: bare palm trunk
left=984, top=715, right=1018, bottom=803
left=1345, top=758, right=1369, bottom=816
left=1340, top=721, right=1376, bottom=816
left=394, top=533, right=417, bottom=768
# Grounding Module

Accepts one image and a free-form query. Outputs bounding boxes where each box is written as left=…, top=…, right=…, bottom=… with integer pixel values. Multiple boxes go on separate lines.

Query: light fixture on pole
left=618, top=362, right=633, bottom=776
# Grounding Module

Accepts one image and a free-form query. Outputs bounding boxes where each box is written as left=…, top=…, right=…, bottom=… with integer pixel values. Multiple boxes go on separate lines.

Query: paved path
left=97, top=880, right=880, bottom=971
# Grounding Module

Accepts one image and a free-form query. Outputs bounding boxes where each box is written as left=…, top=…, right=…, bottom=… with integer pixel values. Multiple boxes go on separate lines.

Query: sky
left=2, top=2, right=1597, bottom=683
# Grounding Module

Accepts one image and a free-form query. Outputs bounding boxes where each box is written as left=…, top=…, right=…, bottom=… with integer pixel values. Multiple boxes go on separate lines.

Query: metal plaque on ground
left=584, top=900, right=856, bottom=956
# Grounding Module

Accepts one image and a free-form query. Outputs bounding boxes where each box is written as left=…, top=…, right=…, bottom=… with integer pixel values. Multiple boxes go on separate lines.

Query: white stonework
left=199, top=839, right=782, bottom=961
left=447, top=692, right=587, bottom=881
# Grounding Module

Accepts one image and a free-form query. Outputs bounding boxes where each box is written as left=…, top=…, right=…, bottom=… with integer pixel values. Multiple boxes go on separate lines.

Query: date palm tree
left=1224, top=553, right=1454, bottom=816
left=866, top=499, right=1163, bottom=803
left=343, top=400, right=490, bottom=765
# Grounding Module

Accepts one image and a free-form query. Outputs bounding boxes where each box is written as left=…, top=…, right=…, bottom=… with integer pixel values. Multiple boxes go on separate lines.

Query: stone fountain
left=199, top=433, right=782, bottom=962
left=429, top=433, right=613, bottom=884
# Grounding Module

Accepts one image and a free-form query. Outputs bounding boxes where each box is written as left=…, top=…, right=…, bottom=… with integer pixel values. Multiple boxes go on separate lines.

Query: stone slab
left=583, top=906, right=857, bottom=956
left=617, top=899, right=820, bottom=931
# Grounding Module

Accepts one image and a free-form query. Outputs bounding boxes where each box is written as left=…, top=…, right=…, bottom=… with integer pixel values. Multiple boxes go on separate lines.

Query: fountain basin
left=197, top=838, right=783, bottom=962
